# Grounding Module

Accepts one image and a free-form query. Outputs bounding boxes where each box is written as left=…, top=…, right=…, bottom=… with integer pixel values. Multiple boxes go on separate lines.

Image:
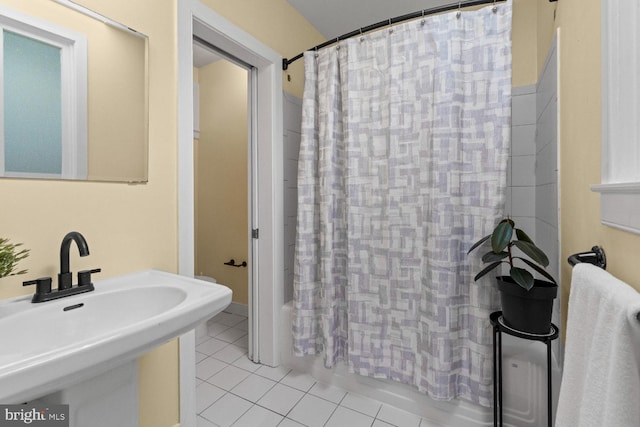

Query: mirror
left=0, top=0, right=148, bottom=182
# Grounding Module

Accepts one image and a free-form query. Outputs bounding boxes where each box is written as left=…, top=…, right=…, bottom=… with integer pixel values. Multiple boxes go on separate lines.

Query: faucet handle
left=78, top=268, right=101, bottom=286
left=23, top=277, right=52, bottom=295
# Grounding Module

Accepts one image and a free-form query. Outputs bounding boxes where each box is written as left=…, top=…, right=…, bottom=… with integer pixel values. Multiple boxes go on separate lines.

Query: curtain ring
left=456, top=0, right=462, bottom=18
left=388, top=18, right=393, bottom=33
left=421, top=9, right=426, bottom=26
left=360, top=28, right=365, bottom=42
left=314, top=46, right=319, bottom=58
left=492, top=0, right=498, bottom=13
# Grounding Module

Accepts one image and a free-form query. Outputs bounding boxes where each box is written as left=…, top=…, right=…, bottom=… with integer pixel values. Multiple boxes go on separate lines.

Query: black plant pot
left=497, top=276, right=558, bottom=334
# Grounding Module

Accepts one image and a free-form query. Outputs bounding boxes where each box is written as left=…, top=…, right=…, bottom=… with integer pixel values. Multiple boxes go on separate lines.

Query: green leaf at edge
left=518, top=258, right=557, bottom=284
left=473, top=261, right=503, bottom=281
left=512, top=240, right=549, bottom=267
left=467, top=234, right=491, bottom=255
left=515, top=228, right=534, bottom=244
left=491, top=221, right=513, bottom=253
left=510, top=267, right=534, bottom=291
left=481, top=251, right=509, bottom=263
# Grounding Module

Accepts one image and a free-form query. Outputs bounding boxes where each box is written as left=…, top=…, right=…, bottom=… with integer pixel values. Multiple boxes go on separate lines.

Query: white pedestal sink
left=0, top=270, right=232, bottom=426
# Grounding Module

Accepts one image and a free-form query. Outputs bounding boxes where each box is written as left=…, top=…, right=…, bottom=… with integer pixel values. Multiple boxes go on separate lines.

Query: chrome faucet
left=23, top=231, right=100, bottom=303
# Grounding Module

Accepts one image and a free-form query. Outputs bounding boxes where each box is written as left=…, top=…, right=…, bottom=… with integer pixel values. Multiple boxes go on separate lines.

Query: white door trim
left=177, top=1, right=283, bottom=425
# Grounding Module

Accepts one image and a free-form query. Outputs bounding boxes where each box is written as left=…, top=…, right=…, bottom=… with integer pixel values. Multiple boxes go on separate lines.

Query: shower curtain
left=293, top=1, right=512, bottom=407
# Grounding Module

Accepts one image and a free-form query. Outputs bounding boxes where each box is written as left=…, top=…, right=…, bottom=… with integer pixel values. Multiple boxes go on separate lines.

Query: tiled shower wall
left=507, top=85, right=537, bottom=241
left=283, top=93, right=302, bottom=303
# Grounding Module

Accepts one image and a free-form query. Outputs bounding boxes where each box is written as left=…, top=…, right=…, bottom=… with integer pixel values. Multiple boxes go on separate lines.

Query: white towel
left=555, top=263, right=640, bottom=427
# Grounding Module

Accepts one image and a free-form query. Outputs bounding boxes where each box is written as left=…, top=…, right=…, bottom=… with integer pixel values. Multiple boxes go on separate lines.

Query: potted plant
left=467, top=218, right=557, bottom=334
left=0, top=237, right=29, bottom=278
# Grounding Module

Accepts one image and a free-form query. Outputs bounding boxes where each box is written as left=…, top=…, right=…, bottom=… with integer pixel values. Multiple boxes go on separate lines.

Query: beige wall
left=195, top=60, right=249, bottom=305
left=0, top=0, right=322, bottom=426
left=535, top=0, right=640, bottom=333
left=0, top=0, right=178, bottom=425
left=3, top=0, right=622, bottom=424
left=199, top=0, right=325, bottom=97
left=512, top=0, right=538, bottom=86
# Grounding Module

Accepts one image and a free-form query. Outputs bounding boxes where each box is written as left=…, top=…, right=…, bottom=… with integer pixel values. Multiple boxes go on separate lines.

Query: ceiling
left=286, top=0, right=458, bottom=39
left=193, top=0, right=465, bottom=67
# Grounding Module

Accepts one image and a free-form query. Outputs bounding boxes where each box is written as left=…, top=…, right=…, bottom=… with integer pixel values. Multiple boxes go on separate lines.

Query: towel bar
left=568, top=247, right=640, bottom=321
left=567, top=246, right=606, bottom=269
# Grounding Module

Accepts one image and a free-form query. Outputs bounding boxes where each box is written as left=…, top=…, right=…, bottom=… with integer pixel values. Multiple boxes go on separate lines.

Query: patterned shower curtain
left=293, top=1, right=512, bottom=407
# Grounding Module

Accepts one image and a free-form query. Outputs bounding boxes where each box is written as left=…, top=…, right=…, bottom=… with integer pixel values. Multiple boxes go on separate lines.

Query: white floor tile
left=195, top=351, right=208, bottom=363
left=215, top=327, right=247, bottom=343
left=341, top=392, right=382, bottom=417
left=257, top=383, right=305, bottom=416
left=308, top=382, right=347, bottom=404
left=254, top=364, right=291, bottom=382
left=278, top=418, right=306, bottom=427
left=232, top=404, right=284, bottom=427
left=287, top=393, right=337, bottom=427
left=196, top=414, right=217, bottom=427
left=233, top=334, right=249, bottom=349
left=200, top=393, right=252, bottom=427
left=214, top=312, right=247, bottom=327
left=196, top=382, right=226, bottom=413
left=232, top=355, right=261, bottom=372
left=325, top=405, right=374, bottom=427
left=196, top=333, right=213, bottom=345
left=208, top=365, right=251, bottom=391
left=231, top=373, right=277, bottom=403
left=197, top=337, right=229, bottom=356
left=206, top=322, right=231, bottom=337
left=212, top=344, right=246, bottom=364
left=280, top=370, right=316, bottom=392
left=372, top=420, right=395, bottom=427
left=419, top=418, right=446, bottom=427
left=235, top=319, right=249, bottom=331
left=376, top=405, right=422, bottom=427
left=196, top=357, right=228, bottom=380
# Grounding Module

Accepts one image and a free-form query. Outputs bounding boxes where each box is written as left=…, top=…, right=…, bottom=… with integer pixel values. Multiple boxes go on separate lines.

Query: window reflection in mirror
left=0, top=1, right=148, bottom=183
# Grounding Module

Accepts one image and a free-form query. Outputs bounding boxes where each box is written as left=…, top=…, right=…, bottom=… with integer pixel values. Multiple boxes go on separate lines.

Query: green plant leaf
left=518, top=258, right=557, bottom=284
left=510, top=267, right=534, bottom=291
left=473, top=261, right=503, bottom=281
left=515, top=228, right=534, bottom=244
left=512, top=240, right=549, bottom=267
left=491, top=221, right=513, bottom=253
left=467, top=234, right=491, bottom=255
left=482, top=251, right=509, bottom=263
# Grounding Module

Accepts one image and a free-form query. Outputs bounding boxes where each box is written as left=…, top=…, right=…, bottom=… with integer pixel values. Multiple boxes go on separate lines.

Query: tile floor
left=196, top=311, right=445, bottom=427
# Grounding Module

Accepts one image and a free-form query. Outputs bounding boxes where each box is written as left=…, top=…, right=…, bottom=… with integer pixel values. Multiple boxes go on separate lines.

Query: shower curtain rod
left=282, top=0, right=556, bottom=71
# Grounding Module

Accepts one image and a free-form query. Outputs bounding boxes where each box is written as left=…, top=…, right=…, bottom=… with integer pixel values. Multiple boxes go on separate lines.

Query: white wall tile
left=512, top=92, right=537, bottom=126
left=511, top=216, right=535, bottom=238
left=536, top=97, right=557, bottom=152
left=511, top=186, right=535, bottom=217
left=512, top=124, right=536, bottom=156
left=511, top=155, right=536, bottom=187
left=535, top=183, right=558, bottom=228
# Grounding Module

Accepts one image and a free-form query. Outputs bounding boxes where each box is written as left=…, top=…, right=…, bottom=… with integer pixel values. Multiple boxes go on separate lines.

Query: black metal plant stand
left=490, top=311, right=559, bottom=427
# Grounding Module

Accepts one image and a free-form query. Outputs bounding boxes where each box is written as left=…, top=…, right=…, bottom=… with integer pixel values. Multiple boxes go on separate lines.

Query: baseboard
left=224, top=302, right=248, bottom=317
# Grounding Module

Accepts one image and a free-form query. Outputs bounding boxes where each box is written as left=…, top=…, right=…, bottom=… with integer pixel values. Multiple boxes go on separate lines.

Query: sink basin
left=0, top=270, right=231, bottom=403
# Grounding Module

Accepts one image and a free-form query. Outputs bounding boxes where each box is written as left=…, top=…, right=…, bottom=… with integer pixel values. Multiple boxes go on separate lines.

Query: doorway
left=192, top=38, right=253, bottom=354
left=177, top=2, right=283, bottom=426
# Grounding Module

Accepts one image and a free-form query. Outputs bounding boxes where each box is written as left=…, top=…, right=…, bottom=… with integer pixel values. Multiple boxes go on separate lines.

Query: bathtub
left=280, top=302, right=561, bottom=427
